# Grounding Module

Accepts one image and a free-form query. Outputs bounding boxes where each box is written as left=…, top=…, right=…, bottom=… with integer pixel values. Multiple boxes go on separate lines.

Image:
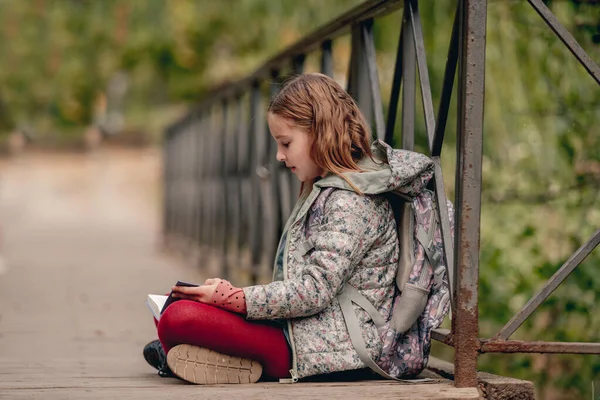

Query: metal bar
left=528, top=0, right=600, bottom=86
left=346, top=35, right=354, bottom=94
left=249, top=82, right=263, bottom=284
left=228, top=97, right=241, bottom=274
left=453, top=0, right=487, bottom=389
left=321, top=40, right=334, bottom=77
left=235, top=97, right=248, bottom=255
left=408, top=0, right=435, bottom=153
left=480, top=340, right=600, bottom=354
left=432, top=328, right=454, bottom=347
left=188, top=125, right=197, bottom=243
left=495, top=228, right=600, bottom=341
left=289, top=57, right=304, bottom=203
left=201, top=114, right=211, bottom=249
left=385, top=12, right=404, bottom=146
left=173, top=131, right=182, bottom=239
left=259, top=72, right=282, bottom=280
left=349, top=24, right=372, bottom=124
left=432, top=157, right=455, bottom=311
left=401, top=0, right=415, bottom=151
left=220, top=100, right=230, bottom=280
left=162, top=130, right=171, bottom=237
left=192, top=114, right=202, bottom=244
left=291, top=54, right=306, bottom=75
left=432, top=2, right=460, bottom=158
left=362, top=19, right=385, bottom=141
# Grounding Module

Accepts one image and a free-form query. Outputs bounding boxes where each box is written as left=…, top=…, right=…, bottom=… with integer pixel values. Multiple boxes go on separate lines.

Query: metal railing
left=162, top=0, right=600, bottom=388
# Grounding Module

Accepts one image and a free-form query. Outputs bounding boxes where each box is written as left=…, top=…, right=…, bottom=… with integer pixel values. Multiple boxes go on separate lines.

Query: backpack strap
left=415, top=219, right=445, bottom=289
left=337, top=284, right=432, bottom=383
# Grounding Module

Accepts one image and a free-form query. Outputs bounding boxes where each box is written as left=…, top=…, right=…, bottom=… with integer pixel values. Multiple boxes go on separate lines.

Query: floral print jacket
left=243, top=140, right=434, bottom=380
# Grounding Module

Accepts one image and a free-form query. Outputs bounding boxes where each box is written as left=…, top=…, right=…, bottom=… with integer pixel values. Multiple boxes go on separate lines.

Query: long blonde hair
left=268, top=73, right=373, bottom=193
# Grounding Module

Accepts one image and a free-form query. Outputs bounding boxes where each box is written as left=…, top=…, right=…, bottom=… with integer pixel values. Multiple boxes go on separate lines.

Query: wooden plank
left=0, top=382, right=480, bottom=400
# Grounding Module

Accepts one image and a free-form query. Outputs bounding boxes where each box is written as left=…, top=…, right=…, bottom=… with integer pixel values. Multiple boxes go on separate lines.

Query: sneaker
left=143, top=339, right=174, bottom=377
left=166, top=344, right=263, bottom=384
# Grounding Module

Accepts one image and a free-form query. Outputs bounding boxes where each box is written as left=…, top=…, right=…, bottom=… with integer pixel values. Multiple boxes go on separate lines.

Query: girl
left=143, top=73, right=433, bottom=384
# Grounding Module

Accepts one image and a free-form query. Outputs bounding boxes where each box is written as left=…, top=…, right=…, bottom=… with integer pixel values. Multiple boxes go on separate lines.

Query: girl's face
left=267, top=113, right=323, bottom=183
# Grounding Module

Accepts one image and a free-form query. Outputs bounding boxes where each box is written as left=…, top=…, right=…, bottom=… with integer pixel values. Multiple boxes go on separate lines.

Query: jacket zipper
left=279, top=223, right=299, bottom=383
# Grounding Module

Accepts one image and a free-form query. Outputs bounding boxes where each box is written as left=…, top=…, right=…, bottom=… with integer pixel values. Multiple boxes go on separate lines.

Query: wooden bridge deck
left=0, top=149, right=482, bottom=399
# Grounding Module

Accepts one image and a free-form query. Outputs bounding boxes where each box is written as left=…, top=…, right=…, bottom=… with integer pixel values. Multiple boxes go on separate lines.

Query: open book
left=146, top=280, right=199, bottom=321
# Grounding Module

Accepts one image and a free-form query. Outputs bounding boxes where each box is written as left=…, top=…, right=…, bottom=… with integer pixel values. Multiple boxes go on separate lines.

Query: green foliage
left=0, top=0, right=363, bottom=140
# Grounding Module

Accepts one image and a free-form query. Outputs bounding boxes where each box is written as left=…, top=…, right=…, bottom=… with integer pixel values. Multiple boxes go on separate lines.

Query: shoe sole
left=166, top=344, right=262, bottom=384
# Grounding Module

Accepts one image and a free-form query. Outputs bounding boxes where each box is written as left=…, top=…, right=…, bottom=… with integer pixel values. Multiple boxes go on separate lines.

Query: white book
left=146, top=281, right=199, bottom=321
left=146, top=294, right=168, bottom=321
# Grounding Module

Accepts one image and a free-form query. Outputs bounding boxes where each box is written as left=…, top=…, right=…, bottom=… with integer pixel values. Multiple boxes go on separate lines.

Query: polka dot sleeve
left=210, top=279, right=247, bottom=315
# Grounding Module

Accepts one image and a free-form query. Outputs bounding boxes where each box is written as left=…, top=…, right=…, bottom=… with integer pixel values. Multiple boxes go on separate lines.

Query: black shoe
left=143, top=339, right=174, bottom=378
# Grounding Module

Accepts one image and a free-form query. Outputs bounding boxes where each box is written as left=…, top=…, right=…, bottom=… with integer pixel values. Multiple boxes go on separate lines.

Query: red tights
left=156, top=300, right=292, bottom=379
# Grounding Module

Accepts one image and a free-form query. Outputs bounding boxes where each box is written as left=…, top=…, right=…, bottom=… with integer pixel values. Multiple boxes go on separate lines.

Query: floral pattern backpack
left=336, top=186, right=454, bottom=380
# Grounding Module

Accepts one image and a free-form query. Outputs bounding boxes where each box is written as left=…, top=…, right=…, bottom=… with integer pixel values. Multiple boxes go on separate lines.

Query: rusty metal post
left=453, top=0, right=487, bottom=388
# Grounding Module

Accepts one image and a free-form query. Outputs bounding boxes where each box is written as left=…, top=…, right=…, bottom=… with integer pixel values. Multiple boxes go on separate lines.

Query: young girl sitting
left=143, top=73, right=433, bottom=384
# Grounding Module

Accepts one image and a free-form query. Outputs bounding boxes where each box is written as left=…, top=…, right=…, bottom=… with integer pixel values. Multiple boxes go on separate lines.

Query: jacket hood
left=315, top=140, right=434, bottom=197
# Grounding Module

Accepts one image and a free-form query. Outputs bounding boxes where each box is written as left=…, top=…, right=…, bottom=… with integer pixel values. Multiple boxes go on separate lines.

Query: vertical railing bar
left=268, top=70, right=282, bottom=265
left=432, top=3, right=460, bottom=158
left=191, top=121, right=198, bottom=244
left=321, top=40, right=334, bottom=77
left=292, top=54, right=306, bottom=76
left=220, top=99, right=230, bottom=280
left=162, top=128, right=170, bottom=239
left=362, top=19, right=386, bottom=142
left=249, top=82, right=262, bottom=284
left=235, top=95, right=247, bottom=270
left=495, top=228, right=600, bottom=341
left=408, top=0, right=435, bottom=153
left=197, top=115, right=204, bottom=247
left=192, top=114, right=201, bottom=245
left=289, top=57, right=304, bottom=204
left=162, top=128, right=170, bottom=237
left=172, top=129, right=179, bottom=240
left=401, top=0, right=416, bottom=151
left=202, top=112, right=210, bottom=250
left=209, top=107, right=218, bottom=256
left=277, top=54, right=295, bottom=226
left=453, top=0, right=487, bottom=388
left=432, top=158, right=456, bottom=312
left=346, top=34, right=354, bottom=94
left=229, top=95, right=241, bottom=277
left=385, top=12, right=404, bottom=146
left=349, top=24, right=372, bottom=124
left=180, top=125, right=187, bottom=242
left=188, top=117, right=195, bottom=244
left=173, top=129, right=181, bottom=240
left=182, top=125, right=189, bottom=243
left=527, top=0, right=600, bottom=86
left=186, top=120, right=193, bottom=243
left=197, top=113, right=206, bottom=249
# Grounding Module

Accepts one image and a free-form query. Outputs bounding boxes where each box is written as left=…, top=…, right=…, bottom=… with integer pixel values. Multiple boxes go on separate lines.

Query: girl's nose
left=276, top=151, right=286, bottom=162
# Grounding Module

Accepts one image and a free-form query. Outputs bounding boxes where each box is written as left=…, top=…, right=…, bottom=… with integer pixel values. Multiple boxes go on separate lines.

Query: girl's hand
left=170, top=278, right=222, bottom=303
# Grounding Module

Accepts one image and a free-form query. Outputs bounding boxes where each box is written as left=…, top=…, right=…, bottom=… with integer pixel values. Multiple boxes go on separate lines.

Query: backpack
left=336, top=187, right=455, bottom=381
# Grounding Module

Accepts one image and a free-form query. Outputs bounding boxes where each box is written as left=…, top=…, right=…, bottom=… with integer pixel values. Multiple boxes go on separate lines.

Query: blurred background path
left=0, top=148, right=209, bottom=399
